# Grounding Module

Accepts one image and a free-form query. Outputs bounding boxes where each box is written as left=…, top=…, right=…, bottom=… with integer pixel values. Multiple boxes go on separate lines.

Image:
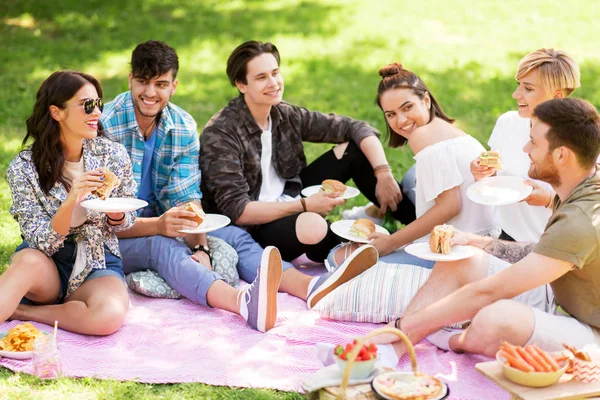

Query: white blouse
left=414, top=135, right=497, bottom=241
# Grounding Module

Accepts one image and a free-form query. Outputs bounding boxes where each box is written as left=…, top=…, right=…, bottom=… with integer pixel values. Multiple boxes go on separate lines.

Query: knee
left=90, top=300, right=129, bottom=336
left=10, top=249, right=53, bottom=275
left=296, top=212, right=328, bottom=244
left=333, top=142, right=349, bottom=159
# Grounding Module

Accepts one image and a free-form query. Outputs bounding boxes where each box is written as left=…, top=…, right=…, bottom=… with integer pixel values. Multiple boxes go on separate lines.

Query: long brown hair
left=377, top=63, right=454, bottom=147
left=23, top=71, right=105, bottom=194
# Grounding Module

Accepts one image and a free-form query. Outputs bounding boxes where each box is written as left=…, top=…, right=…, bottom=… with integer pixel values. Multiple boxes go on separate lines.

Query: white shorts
left=488, top=255, right=600, bottom=351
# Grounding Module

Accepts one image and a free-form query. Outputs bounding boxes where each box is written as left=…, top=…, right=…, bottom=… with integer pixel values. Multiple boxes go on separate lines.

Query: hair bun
left=379, top=63, right=404, bottom=78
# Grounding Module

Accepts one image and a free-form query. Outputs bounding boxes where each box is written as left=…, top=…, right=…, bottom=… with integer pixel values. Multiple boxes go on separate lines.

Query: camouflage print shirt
left=200, top=96, right=380, bottom=226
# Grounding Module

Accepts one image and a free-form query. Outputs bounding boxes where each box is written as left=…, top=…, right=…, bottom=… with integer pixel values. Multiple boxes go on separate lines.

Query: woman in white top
left=327, top=63, right=496, bottom=269
left=471, top=49, right=581, bottom=242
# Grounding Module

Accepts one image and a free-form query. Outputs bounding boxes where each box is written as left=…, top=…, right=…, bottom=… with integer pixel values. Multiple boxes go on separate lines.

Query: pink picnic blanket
left=0, top=290, right=507, bottom=399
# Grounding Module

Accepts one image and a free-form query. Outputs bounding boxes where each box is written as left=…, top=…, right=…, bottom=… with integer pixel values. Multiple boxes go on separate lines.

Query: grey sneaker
left=240, top=246, right=282, bottom=332
left=306, top=245, right=378, bottom=309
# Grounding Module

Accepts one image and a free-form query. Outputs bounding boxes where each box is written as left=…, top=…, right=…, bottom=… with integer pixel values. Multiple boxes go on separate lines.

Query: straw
left=53, top=320, right=58, bottom=341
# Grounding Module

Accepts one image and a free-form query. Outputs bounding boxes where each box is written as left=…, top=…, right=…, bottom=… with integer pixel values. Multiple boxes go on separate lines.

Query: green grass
left=1, top=0, right=599, bottom=398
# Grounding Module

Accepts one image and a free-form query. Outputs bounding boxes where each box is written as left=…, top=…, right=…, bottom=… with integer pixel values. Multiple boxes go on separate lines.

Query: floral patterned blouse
left=7, top=136, right=137, bottom=298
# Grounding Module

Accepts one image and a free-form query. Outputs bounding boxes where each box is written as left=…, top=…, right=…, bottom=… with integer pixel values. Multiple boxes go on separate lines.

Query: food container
left=334, top=353, right=378, bottom=380
left=572, top=349, right=600, bottom=383
left=496, top=351, right=568, bottom=387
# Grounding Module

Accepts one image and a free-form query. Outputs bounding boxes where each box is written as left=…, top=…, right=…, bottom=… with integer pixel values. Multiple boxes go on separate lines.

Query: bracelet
left=300, top=198, right=308, bottom=212
left=192, top=244, right=213, bottom=265
left=374, top=168, right=393, bottom=176
left=395, top=316, right=404, bottom=331
left=106, top=213, right=126, bottom=222
left=374, top=164, right=392, bottom=176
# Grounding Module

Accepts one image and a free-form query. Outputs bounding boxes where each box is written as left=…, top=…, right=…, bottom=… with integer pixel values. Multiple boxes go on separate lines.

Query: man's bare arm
left=482, top=240, right=536, bottom=263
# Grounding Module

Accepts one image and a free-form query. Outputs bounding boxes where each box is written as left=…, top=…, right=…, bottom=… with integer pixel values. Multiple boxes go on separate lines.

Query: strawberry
left=345, top=343, right=353, bottom=353
left=334, top=345, right=344, bottom=356
left=340, top=351, right=348, bottom=360
left=368, top=343, right=378, bottom=354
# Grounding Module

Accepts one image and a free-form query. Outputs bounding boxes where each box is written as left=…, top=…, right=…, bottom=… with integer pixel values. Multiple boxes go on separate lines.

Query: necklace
left=140, top=118, right=158, bottom=140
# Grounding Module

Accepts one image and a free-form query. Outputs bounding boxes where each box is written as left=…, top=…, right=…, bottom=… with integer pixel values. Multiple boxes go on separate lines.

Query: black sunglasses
left=82, top=98, right=104, bottom=114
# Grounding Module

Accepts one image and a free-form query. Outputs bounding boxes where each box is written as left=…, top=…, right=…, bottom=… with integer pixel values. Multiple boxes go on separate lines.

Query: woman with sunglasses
left=0, top=71, right=137, bottom=335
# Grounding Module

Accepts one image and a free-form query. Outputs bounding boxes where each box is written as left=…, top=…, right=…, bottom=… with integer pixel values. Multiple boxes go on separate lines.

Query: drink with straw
left=32, top=321, right=62, bottom=379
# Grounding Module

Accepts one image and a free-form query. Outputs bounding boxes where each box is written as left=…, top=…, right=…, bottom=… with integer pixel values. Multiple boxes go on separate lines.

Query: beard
left=528, top=153, right=561, bottom=186
left=132, top=96, right=168, bottom=118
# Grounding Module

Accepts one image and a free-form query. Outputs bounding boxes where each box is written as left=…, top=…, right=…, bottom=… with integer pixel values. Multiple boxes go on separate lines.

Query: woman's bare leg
left=0, top=249, right=60, bottom=322
left=13, top=276, right=129, bottom=336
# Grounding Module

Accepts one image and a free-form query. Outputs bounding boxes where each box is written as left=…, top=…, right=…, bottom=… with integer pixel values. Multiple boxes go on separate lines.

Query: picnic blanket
left=0, top=285, right=507, bottom=399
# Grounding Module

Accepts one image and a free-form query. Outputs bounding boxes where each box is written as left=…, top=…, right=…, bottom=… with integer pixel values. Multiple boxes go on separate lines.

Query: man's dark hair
left=226, top=41, right=280, bottom=87
left=131, top=40, right=179, bottom=80
left=533, top=98, right=600, bottom=169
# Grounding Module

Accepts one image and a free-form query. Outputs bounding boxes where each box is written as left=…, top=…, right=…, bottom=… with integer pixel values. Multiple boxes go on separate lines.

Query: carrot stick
left=529, top=345, right=558, bottom=372
left=500, top=342, right=529, bottom=365
left=515, top=346, right=545, bottom=372
left=500, top=350, right=534, bottom=372
left=525, top=345, right=558, bottom=372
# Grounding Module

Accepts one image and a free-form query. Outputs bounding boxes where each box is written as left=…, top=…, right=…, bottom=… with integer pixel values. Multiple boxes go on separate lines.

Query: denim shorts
left=15, top=237, right=125, bottom=305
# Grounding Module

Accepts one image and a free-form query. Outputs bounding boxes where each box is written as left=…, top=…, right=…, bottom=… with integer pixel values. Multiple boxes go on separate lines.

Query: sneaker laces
left=236, top=281, right=254, bottom=306
left=324, top=242, right=355, bottom=273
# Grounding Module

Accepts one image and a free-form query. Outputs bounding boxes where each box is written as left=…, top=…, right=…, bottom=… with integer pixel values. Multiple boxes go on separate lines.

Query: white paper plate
left=372, top=371, right=449, bottom=400
left=467, top=176, right=533, bottom=206
left=177, top=214, right=231, bottom=234
left=301, top=185, right=360, bottom=200
left=80, top=198, right=148, bottom=213
left=404, top=242, right=476, bottom=262
left=330, top=219, right=389, bottom=244
left=0, top=332, right=49, bottom=360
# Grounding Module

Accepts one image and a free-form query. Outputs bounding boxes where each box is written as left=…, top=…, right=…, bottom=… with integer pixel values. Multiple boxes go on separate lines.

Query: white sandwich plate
left=301, top=185, right=360, bottom=200
left=467, top=176, right=533, bottom=206
left=177, top=213, right=231, bottom=234
left=330, top=219, right=389, bottom=244
left=80, top=198, right=148, bottom=213
left=404, top=242, right=476, bottom=262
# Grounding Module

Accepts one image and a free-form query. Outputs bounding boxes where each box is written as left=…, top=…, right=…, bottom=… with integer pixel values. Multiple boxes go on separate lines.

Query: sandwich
left=183, top=202, right=206, bottom=227
left=349, top=218, right=376, bottom=239
left=93, top=168, right=120, bottom=200
left=429, top=224, right=454, bottom=255
left=321, top=179, right=346, bottom=196
left=479, top=150, right=503, bottom=170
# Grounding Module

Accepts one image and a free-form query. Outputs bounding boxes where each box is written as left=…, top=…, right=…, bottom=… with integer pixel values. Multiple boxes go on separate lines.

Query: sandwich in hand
left=349, top=218, right=376, bottom=239
left=93, top=168, right=120, bottom=200
left=321, top=179, right=346, bottom=197
left=429, top=224, right=454, bottom=255
left=479, top=150, right=503, bottom=170
left=182, top=202, right=206, bottom=227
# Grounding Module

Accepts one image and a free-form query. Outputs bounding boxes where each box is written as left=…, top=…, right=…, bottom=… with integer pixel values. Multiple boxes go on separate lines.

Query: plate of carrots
left=496, top=341, right=570, bottom=387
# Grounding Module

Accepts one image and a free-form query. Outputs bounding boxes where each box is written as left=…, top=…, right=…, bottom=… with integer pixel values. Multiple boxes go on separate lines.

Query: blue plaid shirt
left=101, top=91, right=202, bottom=215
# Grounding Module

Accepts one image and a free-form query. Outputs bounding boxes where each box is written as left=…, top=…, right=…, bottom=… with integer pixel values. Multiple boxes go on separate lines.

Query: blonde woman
left=471, top=49, right=580, bottom=242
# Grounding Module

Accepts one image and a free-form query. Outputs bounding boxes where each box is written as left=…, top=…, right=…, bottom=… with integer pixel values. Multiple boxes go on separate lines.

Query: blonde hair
left=515, top=48, right=580, bottom=96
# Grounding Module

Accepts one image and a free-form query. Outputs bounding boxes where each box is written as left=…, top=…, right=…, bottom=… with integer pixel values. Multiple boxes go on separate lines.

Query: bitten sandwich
left=183, top=202, right=206, bottom=227
left=429, top=224, right=454, bottom=255
left=349, top=218, right=375, bottom=238
left=479, top=150, right=503, bottom=170
left=93, top=168, right=120, bottom=200
left=321, top=179, right=346, bottom=196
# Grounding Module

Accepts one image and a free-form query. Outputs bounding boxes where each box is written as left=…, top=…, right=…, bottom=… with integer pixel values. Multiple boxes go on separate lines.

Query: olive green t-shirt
left=533, top=167, right=600, bottom=329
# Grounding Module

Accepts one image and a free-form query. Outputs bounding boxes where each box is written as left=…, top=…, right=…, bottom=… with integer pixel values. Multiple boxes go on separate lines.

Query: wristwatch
left=192, top=244, right=213, bottom=265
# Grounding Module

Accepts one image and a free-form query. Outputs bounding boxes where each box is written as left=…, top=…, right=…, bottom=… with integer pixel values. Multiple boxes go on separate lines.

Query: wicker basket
left=316, top=327, right=420, bottom=400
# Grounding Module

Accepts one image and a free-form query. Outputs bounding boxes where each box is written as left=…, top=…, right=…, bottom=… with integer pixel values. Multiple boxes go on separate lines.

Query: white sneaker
left=342, top=202, right=383, bottom=225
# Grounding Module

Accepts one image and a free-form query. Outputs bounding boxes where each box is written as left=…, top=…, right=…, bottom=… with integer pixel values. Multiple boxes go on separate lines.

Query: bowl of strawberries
left=333, top=340, right=379, bottom=379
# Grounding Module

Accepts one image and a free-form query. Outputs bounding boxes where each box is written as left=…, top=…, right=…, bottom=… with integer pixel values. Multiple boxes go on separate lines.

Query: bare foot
left=392, top=341, right=408, bottom=358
